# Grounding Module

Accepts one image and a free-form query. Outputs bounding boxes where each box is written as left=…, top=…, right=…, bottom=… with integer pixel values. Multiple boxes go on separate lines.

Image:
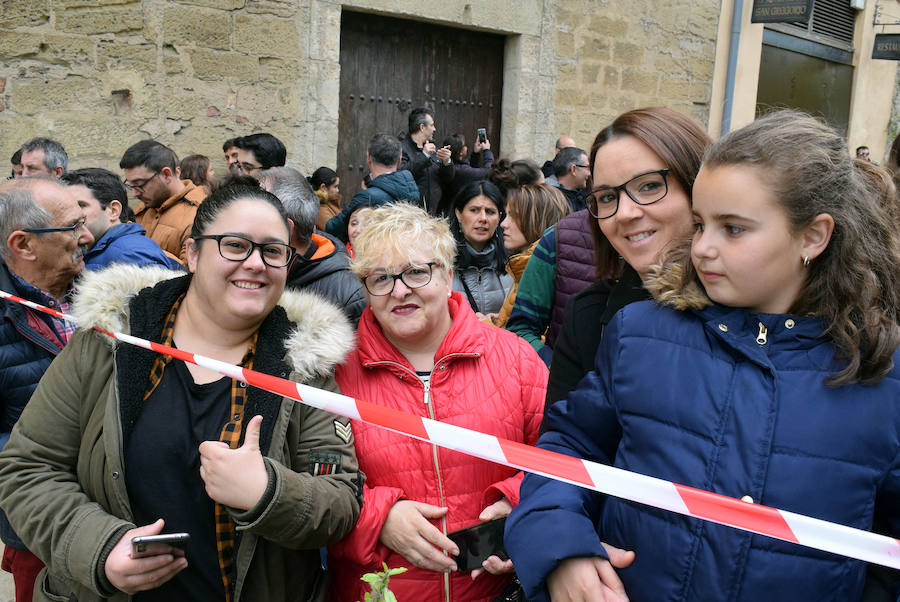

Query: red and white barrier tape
left=3, top=288, right=899, bottom=569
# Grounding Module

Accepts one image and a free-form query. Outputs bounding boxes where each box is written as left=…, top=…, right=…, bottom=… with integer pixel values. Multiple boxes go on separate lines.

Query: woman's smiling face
left=593, top=135, right=693, bottom=276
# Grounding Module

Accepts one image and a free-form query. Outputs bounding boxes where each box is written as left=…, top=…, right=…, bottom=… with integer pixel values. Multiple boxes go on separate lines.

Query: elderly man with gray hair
left=0, top=175, right=93, bottom=601
left=257, top=167, right=367, bottom=325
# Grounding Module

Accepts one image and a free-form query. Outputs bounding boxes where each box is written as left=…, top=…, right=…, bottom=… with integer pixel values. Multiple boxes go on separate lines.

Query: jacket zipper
left=423, top=378, right=451, bottom=602
left=363, top=354, right=478, bottom=602
left=756, top=322, right=768, bottom=345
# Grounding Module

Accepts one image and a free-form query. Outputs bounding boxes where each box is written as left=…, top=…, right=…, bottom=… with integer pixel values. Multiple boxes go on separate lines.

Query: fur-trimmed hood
left=642, top=240, right=713, bottom=312
left=71, top=263, right=355, bottom=381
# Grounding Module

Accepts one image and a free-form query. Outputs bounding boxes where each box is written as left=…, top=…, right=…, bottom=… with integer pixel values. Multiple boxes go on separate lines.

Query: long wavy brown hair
left=655, top=110, right=900, bottom=386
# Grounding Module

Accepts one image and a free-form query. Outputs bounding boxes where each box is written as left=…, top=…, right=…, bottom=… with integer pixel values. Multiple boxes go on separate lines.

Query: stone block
left=163, top=5, right=231, bottom=51
left=162, top=92, right=210, bottom=121
left=188, top=47, right=258, bottom=82
left=581, top=63, right=601, bottom=85
left=307, top=3, right=341, bottom=62
left=11, top=77, right=102, bottom=116
left=621, top=67, right=659, bottom=94
left=57, top=6, right=142, bottom=35
left=0, top=0, right=50, bottom=28
left=587, top=15, right=629, bottom=39
left=555, top=31, right=575, bottom=57
left=163, top=45, right=187, bottom=75
left=39, top=34, right=95, bottom=66
left=245, top=0, right=299, bottom=18
left=613, top=41, right=644, bottom=66
left=233, top=84, right=301, bottom=120
left=173, top=0, right=245, bottom=8
left=0, top=32, right=43, bottom=58
left=604, top=66, right=619, bottom=87
left=259, top=57, right=304, bottom=85
left=234, top=13, right=302, bottom=58
left=94, top=41, right=157, bottom=73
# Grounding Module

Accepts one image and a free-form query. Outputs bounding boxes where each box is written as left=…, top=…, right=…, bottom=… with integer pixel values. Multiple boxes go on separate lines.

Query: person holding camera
left=398, top=107, right=455, bottom=215
left=439, top=131, right=495, bottom=217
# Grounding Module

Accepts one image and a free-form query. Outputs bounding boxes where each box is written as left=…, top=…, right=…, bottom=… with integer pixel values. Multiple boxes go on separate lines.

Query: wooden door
left=338, top=11, right=505, bottom=199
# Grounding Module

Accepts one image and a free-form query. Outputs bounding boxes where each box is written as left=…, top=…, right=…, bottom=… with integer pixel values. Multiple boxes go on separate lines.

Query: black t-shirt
left=125, top=358, right=231, bottom=601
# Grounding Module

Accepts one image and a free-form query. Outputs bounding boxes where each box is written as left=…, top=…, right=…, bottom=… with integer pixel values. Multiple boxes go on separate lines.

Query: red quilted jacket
left=328, top=292, right=546, bottom=602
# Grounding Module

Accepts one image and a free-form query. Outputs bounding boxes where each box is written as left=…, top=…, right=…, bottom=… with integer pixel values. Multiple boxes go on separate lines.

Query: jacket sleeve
left=505, top=227, right=558, bottom=364
left=232, top=373, right=362, bottom=549
left=0, top=331, right=134, bottom=596
left=504, top=312, right=626, bottom=602
left=484, top=338, right=548, bottom=506
left=327, top=482, right=406, bottom=567
left=399, top=139, right=431, bottom=180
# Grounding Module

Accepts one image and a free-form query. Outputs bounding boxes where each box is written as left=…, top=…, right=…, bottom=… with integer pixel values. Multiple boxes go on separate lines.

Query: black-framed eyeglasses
left=235, top=162, right=263, bottom=174
left=588, top=168, right=671, bottom=219
left=124, top=171, right=160, bottom=191
left=22, top=216, right=87, bottom=240
left=362, top=262, right=438, bottom=296
left=194, top=234, right=295, bottom=268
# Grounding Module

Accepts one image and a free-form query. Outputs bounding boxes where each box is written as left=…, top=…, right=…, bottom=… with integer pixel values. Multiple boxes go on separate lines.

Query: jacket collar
left=355, top=291, right=483, bottom=371
left=134, top=180, right=203, bottom=216
left=71, top=263, right=354, bottom=383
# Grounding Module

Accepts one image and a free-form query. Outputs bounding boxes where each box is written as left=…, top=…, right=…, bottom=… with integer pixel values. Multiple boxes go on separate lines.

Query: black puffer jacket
left=0, top=261, right=64, bottom=550
left=398, top=132, right=454, bottom=215
left=286, top=232, right=367, bottom=326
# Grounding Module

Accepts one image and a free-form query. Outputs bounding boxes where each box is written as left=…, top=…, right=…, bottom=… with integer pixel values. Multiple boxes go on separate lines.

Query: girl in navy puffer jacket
left=506, top=110, right=900, bottom=602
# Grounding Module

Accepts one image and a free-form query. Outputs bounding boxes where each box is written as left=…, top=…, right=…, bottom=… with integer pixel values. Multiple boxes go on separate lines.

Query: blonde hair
left=505, top=183, right=571, bottom=245
left=350, top=202, right=456, bottom=277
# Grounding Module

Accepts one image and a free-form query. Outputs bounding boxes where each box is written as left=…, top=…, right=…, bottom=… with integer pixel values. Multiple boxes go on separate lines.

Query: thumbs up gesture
left=199, top=415, right=268, bottom=511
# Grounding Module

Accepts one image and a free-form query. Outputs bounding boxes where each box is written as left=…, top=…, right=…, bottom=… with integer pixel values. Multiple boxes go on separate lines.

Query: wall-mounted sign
left=751, top=0, right=814, bottom=23
left=872, top=34, right=900, bottom=60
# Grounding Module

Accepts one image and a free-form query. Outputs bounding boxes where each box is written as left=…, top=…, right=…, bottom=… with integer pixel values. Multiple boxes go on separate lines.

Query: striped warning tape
left=2, top=288, right=898, bottom=569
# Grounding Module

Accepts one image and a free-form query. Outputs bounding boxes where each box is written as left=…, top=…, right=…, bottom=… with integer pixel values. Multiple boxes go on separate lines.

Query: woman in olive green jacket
left=0, top=182, right=362, bottom=602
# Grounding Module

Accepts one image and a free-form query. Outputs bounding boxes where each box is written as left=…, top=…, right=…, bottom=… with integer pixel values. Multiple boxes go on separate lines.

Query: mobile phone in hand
left=131, top=533, right=190, bottom=558
left=477, top=128, right=487, bottom=143
left=447, top=517, right=507, bottom=572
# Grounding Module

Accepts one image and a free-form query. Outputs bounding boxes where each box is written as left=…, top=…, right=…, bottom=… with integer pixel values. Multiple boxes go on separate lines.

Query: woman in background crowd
left=180, top=154, right=215, bottom=197
left=488, top=157, right=543, bottom=199
left=491, top=183, right=570, bottom=327
left=450, top=181, right=512, bottom=318
left=328, top=203, right=545, bottom=602
left=507, top=110, right=900, bottom=602
left=309, top=166, right=342, bottom=230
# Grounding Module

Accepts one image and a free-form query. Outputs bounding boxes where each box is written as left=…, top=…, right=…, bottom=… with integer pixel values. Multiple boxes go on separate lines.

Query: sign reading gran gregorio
left=751, top=0, right=813, bottom=23
left=872, top=34, right=900, bottom=60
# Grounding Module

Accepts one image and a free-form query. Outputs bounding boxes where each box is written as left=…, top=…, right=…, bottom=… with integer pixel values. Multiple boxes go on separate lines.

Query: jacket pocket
left=37, top=569, right=76, bottom=602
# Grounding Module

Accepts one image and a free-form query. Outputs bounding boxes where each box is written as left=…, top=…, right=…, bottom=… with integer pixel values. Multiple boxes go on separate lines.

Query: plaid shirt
left=8, top=271, right=76, bottom=343
left=144, top=295, right=258, bottom=601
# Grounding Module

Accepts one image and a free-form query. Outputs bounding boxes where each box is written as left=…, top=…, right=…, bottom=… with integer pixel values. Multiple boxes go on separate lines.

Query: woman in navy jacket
left=506, top=110, right=900, bottom=602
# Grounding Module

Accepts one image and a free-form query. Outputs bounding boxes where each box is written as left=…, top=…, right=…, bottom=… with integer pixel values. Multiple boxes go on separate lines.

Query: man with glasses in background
left=231, top=132, right=287, bottom=175
left=0, top=176, right=93, bottom=602
left=120, top=140, right=206, bottom=264
left=551, top=146, right=591, bottom=212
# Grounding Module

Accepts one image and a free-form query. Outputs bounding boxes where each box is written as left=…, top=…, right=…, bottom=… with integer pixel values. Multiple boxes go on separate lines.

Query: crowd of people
left=0, top=106, right=897, bottom=602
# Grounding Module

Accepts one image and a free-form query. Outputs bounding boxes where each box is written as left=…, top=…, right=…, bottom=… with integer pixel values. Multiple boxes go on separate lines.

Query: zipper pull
left=423, top=378, right=431, bottom=405
left=756, top=322, right=768, bottom=345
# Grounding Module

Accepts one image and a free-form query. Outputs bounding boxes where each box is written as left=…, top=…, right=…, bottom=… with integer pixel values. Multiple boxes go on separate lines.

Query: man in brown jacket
left=120, top=140, right=206, bottom=264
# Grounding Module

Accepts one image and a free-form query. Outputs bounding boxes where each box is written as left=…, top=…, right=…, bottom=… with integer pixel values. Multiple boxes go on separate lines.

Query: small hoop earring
left=802, top=255, right=810, bottom=268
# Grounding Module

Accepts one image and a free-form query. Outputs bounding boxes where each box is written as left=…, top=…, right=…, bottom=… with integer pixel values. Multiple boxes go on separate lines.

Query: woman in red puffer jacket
left=328, top=202, right=546, bottom=602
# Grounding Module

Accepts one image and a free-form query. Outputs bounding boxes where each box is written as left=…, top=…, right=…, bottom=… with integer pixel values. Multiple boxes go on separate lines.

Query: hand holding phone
left=477, top=128, right=487, bottom=143
left=447, top=517, right=508, bottom=572
left=106, top=519, right=187, bottom=595
left=131, top=533, right=190, bottom=558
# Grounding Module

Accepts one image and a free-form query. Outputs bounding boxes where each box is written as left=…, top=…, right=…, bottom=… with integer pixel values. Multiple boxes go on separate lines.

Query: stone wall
left=0, top=0, right=721, bottom=176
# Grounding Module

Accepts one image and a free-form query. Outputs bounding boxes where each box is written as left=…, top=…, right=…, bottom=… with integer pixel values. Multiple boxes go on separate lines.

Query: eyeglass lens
left=364, top=264, right=434, bottom=295
left=216, top=235, right=292, bottom=267
left=590, top=171, right=668, bottom=219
